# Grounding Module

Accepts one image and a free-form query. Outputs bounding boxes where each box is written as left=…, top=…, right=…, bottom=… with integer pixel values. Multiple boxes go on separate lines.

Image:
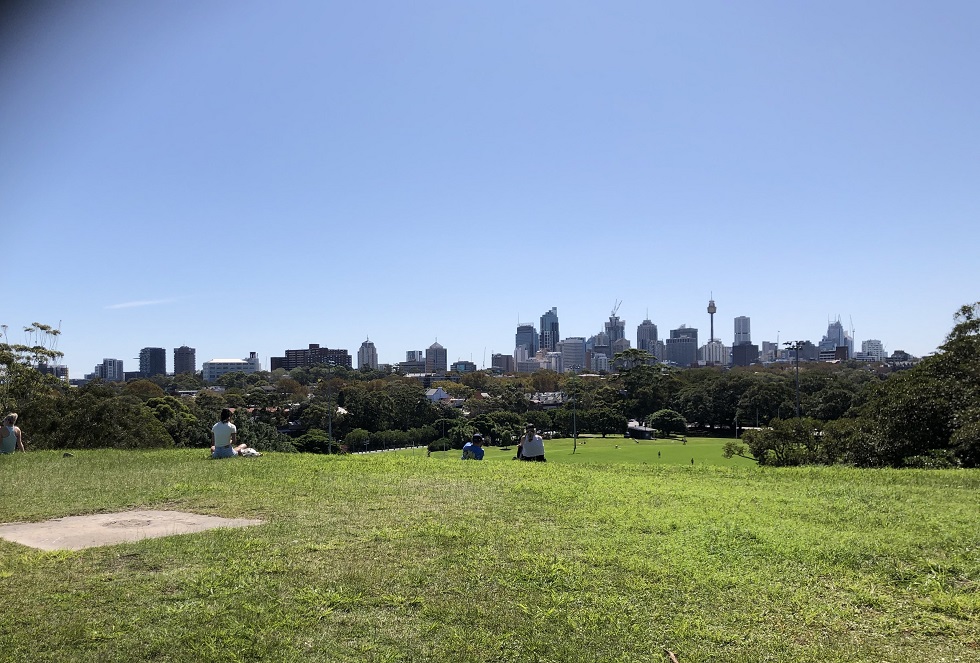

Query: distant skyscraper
left=173, top=346, right=196, bottom=375
left=819, top=318, right=854, bottom=359
left=665, top=326, right=698, bottom=367
left=560, top=337, right=586, bottom=373
left=861, top=339, right=886, bottom=362
left=605, top=312, right=625, bottom=345
left=539, top=307, right=560, bottom=352
left=731, top=343, right=759, bottom=367
left=637, top=319, right=658, bottom=354
left=139, top=347, right=166, bottom=378
left=699, top=340, right=729, bottom=365
left=734, top=317, right=751, bottom=346
left=515, top=323, right=538, bottom=358
left=425, top=341, right=447, bottom=374
left=491, top=353, right=515, bottom=373
left=99, top=358, right=124, bottom=381
left=358, top=339, right=378, bottom=370
left=406, top=350, right=424, bottom=362
left=611, top=337, right=631, bottom=356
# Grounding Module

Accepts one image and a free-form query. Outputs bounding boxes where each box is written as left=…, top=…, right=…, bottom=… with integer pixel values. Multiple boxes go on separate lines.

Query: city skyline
left=70, top=303, right=891, bottom=380
left=3, top=3, right=978, bottom=378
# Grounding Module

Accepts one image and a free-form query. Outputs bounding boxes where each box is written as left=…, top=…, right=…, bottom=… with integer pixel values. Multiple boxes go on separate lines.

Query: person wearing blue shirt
left=461, top=433, right=485, bottom=460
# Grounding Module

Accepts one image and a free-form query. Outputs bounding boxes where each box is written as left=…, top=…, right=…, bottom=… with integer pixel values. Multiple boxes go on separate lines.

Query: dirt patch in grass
left=0, top=510, right=264, bottom=550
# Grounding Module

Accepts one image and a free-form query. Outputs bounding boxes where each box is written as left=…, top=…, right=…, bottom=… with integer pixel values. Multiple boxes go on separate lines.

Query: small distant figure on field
left=658, top=450, right=661, bottom=458
left=461, top=433, right=485, bottom=460
left=691, top=458, right=694, bottom=465
left=520, top=424, right=546, bottom=462
left=211, top=408, right=247, bottom=458
left=682, top=436, right=687, bottom=445
left=1, top=413, right=25, bottom=454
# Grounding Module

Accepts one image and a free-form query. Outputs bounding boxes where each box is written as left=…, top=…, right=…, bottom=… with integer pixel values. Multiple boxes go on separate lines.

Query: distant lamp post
left=783, top=341, right=805, bottom=418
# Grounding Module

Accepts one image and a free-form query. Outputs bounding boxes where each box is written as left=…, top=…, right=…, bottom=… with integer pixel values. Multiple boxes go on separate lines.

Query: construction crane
left=611, top=300, right=622, bottom=318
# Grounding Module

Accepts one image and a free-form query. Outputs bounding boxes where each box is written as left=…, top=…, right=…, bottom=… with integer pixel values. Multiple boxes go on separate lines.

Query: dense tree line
left=2, top=302, right=978, bottom=467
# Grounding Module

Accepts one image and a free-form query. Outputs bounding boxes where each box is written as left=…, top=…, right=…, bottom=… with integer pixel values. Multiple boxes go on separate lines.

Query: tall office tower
left=560, top=337, right=586, bottom=373
left=636, top=319, right=659, bottom=353
left=665, top=326, right=699, bottom=367
left=539, top=307, right=560, bottom=352
left=819, top=318, right=853, bottom=359
left=491, top=353, right=515, bottom=373
left=100, top=358, right=125, bottom=381
left=139, top=347, right=166, bottom=378
left=173, top=346, right=196, bottom=375
left=761, top=341, right=779, bottom=362
left=605, top=310, right=626, bottom=345
left=358, top=338, right=378, bottom=370
left=515, top=323, right=538, bottom=358
left=707, top=298, right=717, bottom=342
left=589, top=330, right=611, bottom=359
left=425, top=341, right=447, bottom=374
left=592, top=353, right=610, bottom=372
left=731, top=316, right=756, bottom=366
left=406, top=350, right=424, bottom=362
left=733, top=316, right=751, bottom=345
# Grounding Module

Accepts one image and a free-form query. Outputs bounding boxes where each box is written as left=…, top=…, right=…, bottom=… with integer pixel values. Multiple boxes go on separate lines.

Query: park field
left=418, top=434, right=757, bottom=467
left=0, top=449, right=977, bottom=662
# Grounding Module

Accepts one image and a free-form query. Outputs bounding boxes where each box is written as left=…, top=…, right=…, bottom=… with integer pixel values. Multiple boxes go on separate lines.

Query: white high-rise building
left=699, top=340, right=730, bottom=365
left=358, top=339, right=378, bottom=370
left=734, top=316, right=751, bottom=345
left=861, top=339, right=886, bottom=362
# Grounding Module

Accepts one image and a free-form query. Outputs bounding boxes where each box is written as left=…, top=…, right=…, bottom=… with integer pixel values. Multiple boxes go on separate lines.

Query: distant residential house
left=425, top=387, right=451, bottom=402
left=527, top=392, right=566, bottom=409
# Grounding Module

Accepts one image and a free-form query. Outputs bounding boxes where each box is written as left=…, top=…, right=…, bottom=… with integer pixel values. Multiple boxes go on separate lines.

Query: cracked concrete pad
left=0, top=510, right=264, bottom=551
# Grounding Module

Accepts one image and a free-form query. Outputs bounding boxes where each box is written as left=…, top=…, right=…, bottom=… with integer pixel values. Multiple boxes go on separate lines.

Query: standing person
left=461, top=433, right=485, bottom=460
left=211, top=408, right=246, bottom=458
left=1, top=413, right=24, bottom=454
left=519, top=423, right=546, bottom=462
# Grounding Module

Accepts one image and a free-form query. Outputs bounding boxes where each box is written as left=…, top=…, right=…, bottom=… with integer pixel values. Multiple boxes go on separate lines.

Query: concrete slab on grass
left=0, top=510, right=264, bottom=551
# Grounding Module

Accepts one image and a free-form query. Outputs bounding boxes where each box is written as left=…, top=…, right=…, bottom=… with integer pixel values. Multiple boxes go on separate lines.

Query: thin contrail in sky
left=105, top=299, right=175, bottom=310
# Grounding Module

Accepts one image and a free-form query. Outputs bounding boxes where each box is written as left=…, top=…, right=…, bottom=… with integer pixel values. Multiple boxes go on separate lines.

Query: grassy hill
left=0, top=450, right=977, bottom=662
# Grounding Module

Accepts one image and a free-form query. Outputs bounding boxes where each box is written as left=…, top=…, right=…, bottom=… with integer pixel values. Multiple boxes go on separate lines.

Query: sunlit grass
left=418, top=434, right=757, bottom=467
left=0, top=450, right=977, bottom=662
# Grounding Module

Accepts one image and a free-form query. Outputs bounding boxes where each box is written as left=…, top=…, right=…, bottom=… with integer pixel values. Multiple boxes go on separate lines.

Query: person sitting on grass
left=519, top=424, right=546, bottom=462
left=211, top=408, right=247, bottom=459
left=461, top=433, right=485, bottom=460
left=1, top=413, right=25, bottom=454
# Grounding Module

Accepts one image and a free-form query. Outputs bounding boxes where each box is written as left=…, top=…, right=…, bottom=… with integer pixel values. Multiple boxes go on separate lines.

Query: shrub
left=427, top=438, right=452, bottom=453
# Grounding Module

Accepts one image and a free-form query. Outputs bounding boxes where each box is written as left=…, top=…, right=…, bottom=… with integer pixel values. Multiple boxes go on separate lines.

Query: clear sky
left=2, top=1, right=978, bottom=377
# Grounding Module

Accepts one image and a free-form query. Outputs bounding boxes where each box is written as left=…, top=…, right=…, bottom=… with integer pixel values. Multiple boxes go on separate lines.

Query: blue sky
left=2, top=1, right=978, bottom=376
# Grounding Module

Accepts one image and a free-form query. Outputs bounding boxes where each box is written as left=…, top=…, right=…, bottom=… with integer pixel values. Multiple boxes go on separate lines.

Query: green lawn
left=0, top=450, right=978, bottom=662
left=419, top=434, right=757, bottom=467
